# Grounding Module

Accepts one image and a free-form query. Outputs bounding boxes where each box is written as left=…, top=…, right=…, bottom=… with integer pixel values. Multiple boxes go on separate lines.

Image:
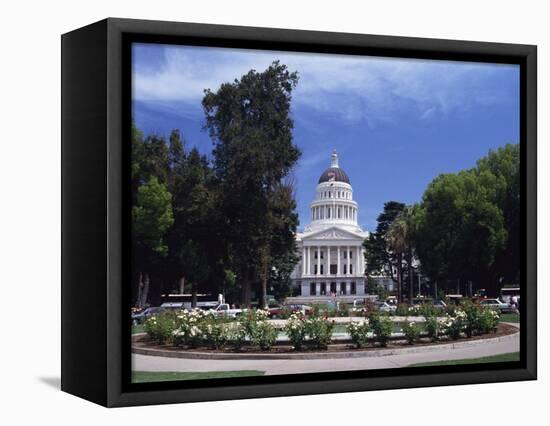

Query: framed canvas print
left=61, top=18, right=537, bottom=407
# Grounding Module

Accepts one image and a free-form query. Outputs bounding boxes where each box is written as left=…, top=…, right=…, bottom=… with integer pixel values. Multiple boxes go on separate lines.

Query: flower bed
left=142, top=304, right=502, bottom=352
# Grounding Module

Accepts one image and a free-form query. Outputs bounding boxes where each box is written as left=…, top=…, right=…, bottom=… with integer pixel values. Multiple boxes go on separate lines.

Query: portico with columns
left=291, top=151, right=368, bottom=299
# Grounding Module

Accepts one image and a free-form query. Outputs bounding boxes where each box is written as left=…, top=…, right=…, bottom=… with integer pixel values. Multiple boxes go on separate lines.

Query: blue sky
left=132, top=43, right=520, bottom=232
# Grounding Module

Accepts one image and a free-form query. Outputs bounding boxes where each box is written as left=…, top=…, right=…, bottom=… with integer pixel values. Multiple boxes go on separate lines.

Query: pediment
left=303, top=226, right=365, bottom=241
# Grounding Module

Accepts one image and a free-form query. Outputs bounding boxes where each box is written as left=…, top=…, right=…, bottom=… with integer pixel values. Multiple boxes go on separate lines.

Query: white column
left=327, top=246, right=331, bottom=276
left=308, top=247, right=311, bottom=275
left=347, top=245, right=350, bottom=275
left=302, top=246, right=306, bottom=275
left=355, top=246, right=361, bottom=275
left=361, top=246, right=365, bottom=275
left=306, top=247, right=310, bottom=275
left=317, top=246, right=321, bottom=275
left=337, top=246, right=341, bottom=275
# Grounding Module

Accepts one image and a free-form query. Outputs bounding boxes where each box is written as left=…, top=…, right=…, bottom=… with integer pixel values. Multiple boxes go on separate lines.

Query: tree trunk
left=179, top=276, right=185, bottom=294
left=260, top=261, right=268, bottom=309
left=241, top=268, right=251, bottom=307
left=136, top=272, right=143, bottom=308
left=191, top=282, right=197, bottom=308
left=408, top=250, right=414, bottom=302
left=140, top=272, right=150, bottom=308
left=397, top=253, right=403, bottom=303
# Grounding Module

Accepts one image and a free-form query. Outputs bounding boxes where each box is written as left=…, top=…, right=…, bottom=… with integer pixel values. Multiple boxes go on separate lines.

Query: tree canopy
left=130, top=62, right=302, bottom=308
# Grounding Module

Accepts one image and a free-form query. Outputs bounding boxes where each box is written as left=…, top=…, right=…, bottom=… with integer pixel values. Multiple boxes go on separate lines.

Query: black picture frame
left=61, top=17, right=537, bottom=407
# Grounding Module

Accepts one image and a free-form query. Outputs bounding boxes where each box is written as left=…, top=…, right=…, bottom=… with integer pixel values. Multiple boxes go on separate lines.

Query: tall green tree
left=414, top=168, right=507, bottom=296
left=363, top=201, right=406, bottom=296
left=132, top=176, right=174, bottom=307
left=202, top=61, right=301, bottom=306
left=386, top=206, right=418, bottom=302
left=475, top=144, right=520, bottom=285
left=167, top=145, right=220, bottom=307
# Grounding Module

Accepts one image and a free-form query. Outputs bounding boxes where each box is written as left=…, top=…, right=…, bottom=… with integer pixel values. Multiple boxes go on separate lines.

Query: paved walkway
left=133, top=325, right=519, bottom=375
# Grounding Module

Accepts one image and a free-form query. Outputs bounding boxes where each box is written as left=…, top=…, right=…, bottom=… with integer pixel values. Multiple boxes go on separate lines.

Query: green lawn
left=499, top=313, right=520, bottom=323
left=408, top=351, right=520, bottom=367
left=132, top=324, right=146, bottom=334
left=132, top=370, right=265, bottom=383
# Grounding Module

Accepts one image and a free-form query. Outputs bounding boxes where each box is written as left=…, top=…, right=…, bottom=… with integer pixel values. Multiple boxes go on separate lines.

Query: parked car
left=270, top=304, right=313, bottom=317
left=479, top=298, right=516, bottom=313
left=288, top=304, right=313, bottom=315
left=374, top=301, right=396, bottom=313
left=209, top=303, right=244, bottom=318
left=131, top=306, right=165, bottom=325
left=433, top=299, right=448, bottom=309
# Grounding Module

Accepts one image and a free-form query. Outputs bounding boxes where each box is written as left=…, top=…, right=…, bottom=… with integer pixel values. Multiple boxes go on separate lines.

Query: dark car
left=269, top=304, right=312, bottom=318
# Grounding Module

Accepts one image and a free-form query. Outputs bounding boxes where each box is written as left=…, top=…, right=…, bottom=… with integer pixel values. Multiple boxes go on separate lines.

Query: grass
left=499, top=313, right=520, bottom=323
left=408, top=351, right=520, bottom=367
left=132, top=370, right=265, bottom=383
left=132, top=324, right=146, bottom=334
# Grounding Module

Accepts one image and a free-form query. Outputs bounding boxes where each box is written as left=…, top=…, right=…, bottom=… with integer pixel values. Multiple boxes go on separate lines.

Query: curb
left=132, top=325, right=519, bottom=361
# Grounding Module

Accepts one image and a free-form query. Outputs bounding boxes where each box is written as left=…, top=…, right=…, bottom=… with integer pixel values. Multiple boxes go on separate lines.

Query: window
left=343, top=264, right=347, bottom=274
left=310, top=282, right=316, bottom=296
left=330, top=264, right=337, bottom=274
left=314, top=251, right=318, bottom=259
left=320, top=282, right=327, bottom=295
left=321, top=251, right=324, bottom=259
left=320, top=264, right=324, bottom=275
left=350, top=264, right=353, bottom=274
left=340, top=282, right=347, bottom=295
left=314, top=264, right=318, bottom=274
left=350, top=250, right=353, bottom=259
left=327, top=208, right=331, bottom=218
left=330, top=282, right=337, bottom=294
left=351, top=282, right=356, bottom=295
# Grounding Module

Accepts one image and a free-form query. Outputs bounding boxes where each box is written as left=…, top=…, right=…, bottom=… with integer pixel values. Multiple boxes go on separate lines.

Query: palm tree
left=386, top=206, right=417, bottom=303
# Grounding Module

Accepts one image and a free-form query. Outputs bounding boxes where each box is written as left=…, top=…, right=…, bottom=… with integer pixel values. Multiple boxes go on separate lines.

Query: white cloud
left=133, top=44, right=518, bottom=125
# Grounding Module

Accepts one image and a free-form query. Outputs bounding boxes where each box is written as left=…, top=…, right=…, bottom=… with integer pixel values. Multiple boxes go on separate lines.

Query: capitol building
left=290, top=151, right=370, bottom=301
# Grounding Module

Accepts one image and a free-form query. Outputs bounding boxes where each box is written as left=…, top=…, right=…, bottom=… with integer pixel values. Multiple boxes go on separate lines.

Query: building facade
left=290, top=151, right=369, bottom=300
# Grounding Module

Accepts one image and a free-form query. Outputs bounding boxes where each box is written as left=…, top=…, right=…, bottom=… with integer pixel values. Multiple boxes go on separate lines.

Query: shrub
left=347, top=320, right=371, bottom=348
left=338, top=302, right=350, bottom=317
left=478, top=308, right=500, bottom=334
left=395, top=303, right=409, bottom=316
left=417, top=303, right=438, bottom=318
left=424, top=315, right=440, bottom=341
left=363, top=299, right=376, bottom=314
left=144, top=311, right=178, bottom=345
left=172, top=309, right=208, bottom=347
left=444, top=303, right=457, bottom=316
left=462, top=300, right=481, bottom=337
left=199, top=316, right=230, bottom=349
left=306, top=316, right=334, bottom=349
left=251, top=321, right=278, bottom=351
left=284, top=313, right=308, bottom=350
left=402, top=320, right=420, bottom=344
left=240, top=308, right=270, bottom=337
left=227, top=322, right=247, bottom=351
left=440, top=310, right=466, bottom=340
left=369, top=311, right=393, bottom=346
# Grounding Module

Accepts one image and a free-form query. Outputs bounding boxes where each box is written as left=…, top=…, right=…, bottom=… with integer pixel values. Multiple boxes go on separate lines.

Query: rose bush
left=402, top=320, right=420, bottom=344
left=347, top=320, right=371, bottom=348
left=284, top=313, right=308, bottom=350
